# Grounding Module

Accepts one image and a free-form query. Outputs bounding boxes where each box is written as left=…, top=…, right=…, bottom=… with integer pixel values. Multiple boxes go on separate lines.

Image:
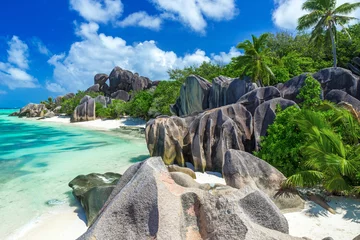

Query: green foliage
left=95, top=100, right=129, bottom=119
left=60, top=91, right=103, bottom=115
left=168, top=61, right=237, bottom=83
left=233, top=33, right=275, bottom=86
left=254, top=106, right=306, bottom=177
left=127, top=91, right=154, bottom=120
left=297, top=74, right=322, bottom=109
left=40, top=97, right=56, bottom=111
left=257, top=99, right=360, bottom=195
left=148, top=80, right=182, bottom=117
left=297, top=0, right=360, bottom=67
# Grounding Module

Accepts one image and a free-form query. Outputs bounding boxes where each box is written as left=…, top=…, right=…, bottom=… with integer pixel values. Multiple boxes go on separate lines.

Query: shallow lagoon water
left=0, top=109, right=149, bottom=238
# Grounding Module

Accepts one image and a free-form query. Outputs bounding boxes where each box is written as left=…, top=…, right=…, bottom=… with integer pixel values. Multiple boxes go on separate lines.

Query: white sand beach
left=30, top=116, right=146, bottom=131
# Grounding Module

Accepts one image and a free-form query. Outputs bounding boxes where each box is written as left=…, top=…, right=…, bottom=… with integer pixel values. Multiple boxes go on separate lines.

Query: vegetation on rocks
left=60, top=91, right=103, bottom=115
left=257, top=76, right=360, bottom=195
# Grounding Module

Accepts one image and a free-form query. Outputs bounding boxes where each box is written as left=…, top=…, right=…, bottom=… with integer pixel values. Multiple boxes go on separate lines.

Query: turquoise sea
left=0, top=109, right=149, bottom=238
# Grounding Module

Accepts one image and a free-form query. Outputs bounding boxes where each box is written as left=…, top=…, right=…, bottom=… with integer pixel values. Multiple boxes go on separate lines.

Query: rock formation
left=111, top=90, right=130, bottom=101
left=85, top=84, right=100, bottom=93
left=348, top=57, right=360, bottom=76
left=277, top=67, right=360, bottom=102
left=18, top=103, right=48, bottom=118
left=223, top=150, right=304, bottom=211
left=79, top=157, right=305, bottom=240
left=254, top=98, right=298, bottom=150
left=109, top=66, right=152, bottom=93
left=146, top=103, right=253, bottom=172
left=171, top=75, right=256, bottom=116
left=71, top=96, right=96, bottom=122
left=325, top=89, right=360, bottom=112
left=69, top=172, right=121, bottom=226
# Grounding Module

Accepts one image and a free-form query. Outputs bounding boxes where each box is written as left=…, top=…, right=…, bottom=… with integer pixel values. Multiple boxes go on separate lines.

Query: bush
left=148, top=80, right=182, bottom=117
left=60, top=91, right=103, bottom=115
left=297, top=74, right=322, bottom=109
left=127, top=91, right=154, bottom=120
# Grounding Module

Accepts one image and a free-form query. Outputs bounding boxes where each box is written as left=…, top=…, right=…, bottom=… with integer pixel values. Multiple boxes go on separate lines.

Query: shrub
left=60, top=91, right=103, bottom=115
left=127, top=91, right=154, bottom=120
left=297, top=74, right=322, bottom=109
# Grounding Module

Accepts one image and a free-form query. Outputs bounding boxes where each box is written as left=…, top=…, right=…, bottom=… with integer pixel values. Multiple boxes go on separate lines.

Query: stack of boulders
left=146, top=67, right=360, bottom=173
left=71, top=67, right=154, bottom=122
left=77, top=157, right=309, bottom=240
left=86, top=67, right=153, bottom=100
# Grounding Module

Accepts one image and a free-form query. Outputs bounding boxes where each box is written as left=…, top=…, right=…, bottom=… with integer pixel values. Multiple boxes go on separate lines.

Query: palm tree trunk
left=329, top=27, right=337, bottom=68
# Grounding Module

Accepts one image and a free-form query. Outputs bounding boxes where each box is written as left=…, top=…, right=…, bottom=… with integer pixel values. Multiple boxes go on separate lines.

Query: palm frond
left=286, top=170, right=324, bottom=187
left=334, top=2, right=360, bottom=15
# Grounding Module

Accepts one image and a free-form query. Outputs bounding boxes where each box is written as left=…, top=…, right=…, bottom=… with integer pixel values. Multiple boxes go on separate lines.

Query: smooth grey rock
left=86, top=84, right=100, bottom=93
left=79, top=157, right=301, bottom=240
left=237, top=86, right=281, bottom=115
left=111, top=90, right=129, bottom=101
left=44, top=111, right=55, bottom=118
left=209, top=76, right=232, bottom=109
left=94, top=95, right=111, bottom=108
left=109, top=66, right=152, bottom=93
left=71, top=97, right=96, bottom=122
left=53, top=106, right=62, bottom=114
left=146, top=103, right=253, bottom=172
left=276, top=74, right=308, bottom=102
left=170, top=75, right=212, bottom=116
left=64, top=93, right=75, bottom=100
left=223, top=150, right=304, bottom=211
left=226, top=76, right=257, bottom=105
left=325, top=89, right=360, bottom=112
left=313, top=67, right=360, bottom=100
left=69, top=172, right=121, bottom=226
left=254, top=98, right=298, bottom=150
left=18, top=103, right=47, bottom=118
left=167, top=165, right=196, bottom=179
left=94, top=73, right=109, bottom=86
left=9, top=111, right=19, bottom=116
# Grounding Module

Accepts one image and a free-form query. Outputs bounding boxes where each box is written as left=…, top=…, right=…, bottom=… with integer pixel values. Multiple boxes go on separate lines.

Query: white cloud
left=47, top=22, right=237, bottom=92
left=32, top=38, right=51, bottom=55
left=70, top=0, right=123, bottom=23
left=46, top=81, right=66, bottom=93
left=117, top=11, right=162, bottom=30
left=150, top=0, right=237, bottom=33
left=211, top=47, right=241, bottom=65
left=7, top=36, right=29, bottom=69
left=0, top=36, right=38, bottom=89
left=273, top=0, right=360, bottom=30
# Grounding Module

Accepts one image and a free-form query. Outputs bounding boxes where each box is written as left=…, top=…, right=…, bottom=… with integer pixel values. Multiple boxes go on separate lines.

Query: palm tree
left=234, top=33, right=275, bottom=87
left=285, top=109, right=360, bottom=194
left=297, top=0, right=360, bottom=68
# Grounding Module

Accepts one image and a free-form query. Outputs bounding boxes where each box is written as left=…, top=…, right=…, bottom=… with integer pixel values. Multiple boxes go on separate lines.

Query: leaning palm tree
left=297, top=0, right=360, bottom=68
left=234, top=33, right=275, bottom=87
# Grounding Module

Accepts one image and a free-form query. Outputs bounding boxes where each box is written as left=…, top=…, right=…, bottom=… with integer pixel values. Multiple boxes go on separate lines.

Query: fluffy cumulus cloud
left=273, top=0, right=360, bottom=30
left=150, top=0, right=237, bottom=33
left=0, top=36, right=38, bottom=89
left=32, top=37, right=51, bottom=56
left=47, top=22, right=238, bottom=93
left=117, top=11, right=162, bottom=30
left=70, top=0, right=123, bottom=23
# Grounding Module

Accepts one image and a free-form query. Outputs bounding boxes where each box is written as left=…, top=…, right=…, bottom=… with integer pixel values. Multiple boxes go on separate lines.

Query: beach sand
left=33, top=115, right=146, bottom=131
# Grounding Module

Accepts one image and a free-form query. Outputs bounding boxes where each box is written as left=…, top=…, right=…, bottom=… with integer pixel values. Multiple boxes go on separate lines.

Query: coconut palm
left=234, top=33, right=275, bottom=87
left=297, top=0, right=360, bottom=68
left=285, top=109, right=360, bottom=194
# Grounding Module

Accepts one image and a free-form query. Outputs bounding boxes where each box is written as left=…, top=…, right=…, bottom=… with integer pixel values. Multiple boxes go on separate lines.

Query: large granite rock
left=69, top=172, right=121, bottom=226
left=146, top=103, right=253, bottom=172
left=238, top=86, right=281, bottom=115
left=85, top=84, right=100, bottom=93
left=325, top=89, right=360, bottom=112
left=18, top=103, right=47, bottom=118
left=55, top=93, right=75, bottom=105
left=71, top=96, right=96, bottom=122
left=278, top=68, right=360, bottom=102
left=94, top=95, right=111, bottom=108
left=348, top=57, right=360, bottom=76
left=254, top=98, right=298, bottom=150
left=111, top=90, right=130, bottom=101
left=109, top=66, right=152, bottom=93
left=79, top=157, right=303, bottom=240
left=172, top=75, right=257, bottom=116
left=223, top=150, right=304, bottom=211
left=313, top=67, right=360, bottom=99
left=171, top=75, right=212, bottom=116
left=94, top=73, right=109, bottom=86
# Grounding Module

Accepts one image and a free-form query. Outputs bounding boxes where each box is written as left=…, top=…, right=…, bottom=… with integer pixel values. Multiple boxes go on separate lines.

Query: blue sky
left=0, top=0, right=359, bottom=107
